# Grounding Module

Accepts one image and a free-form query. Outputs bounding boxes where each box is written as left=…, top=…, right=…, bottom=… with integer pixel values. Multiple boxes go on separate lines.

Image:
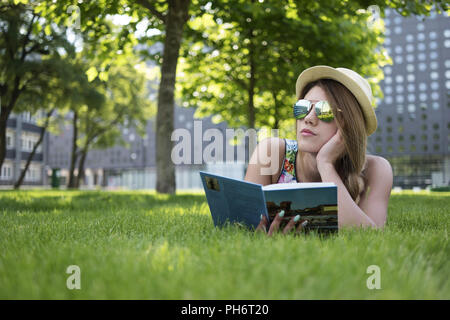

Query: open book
left=199, top=171, right=338, bottom=234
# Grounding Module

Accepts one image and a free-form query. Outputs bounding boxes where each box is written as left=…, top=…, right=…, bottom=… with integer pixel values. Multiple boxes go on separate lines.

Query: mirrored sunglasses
left=293, top=99, right=335, bottom=122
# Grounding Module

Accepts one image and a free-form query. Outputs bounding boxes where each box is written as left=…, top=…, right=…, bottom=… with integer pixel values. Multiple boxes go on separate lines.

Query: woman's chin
left=297, top=141, right=320, bottom=154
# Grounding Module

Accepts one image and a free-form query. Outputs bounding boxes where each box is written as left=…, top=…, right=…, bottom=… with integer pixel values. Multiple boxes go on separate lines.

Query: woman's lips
left=300, top=129, right=316, bottom=136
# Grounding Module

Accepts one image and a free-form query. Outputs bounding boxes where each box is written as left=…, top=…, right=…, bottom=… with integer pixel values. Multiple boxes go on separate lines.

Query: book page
left=262, top=182, right=336, bottom=191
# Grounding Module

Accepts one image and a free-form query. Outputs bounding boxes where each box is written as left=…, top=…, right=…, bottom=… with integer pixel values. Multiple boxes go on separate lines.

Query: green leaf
left=86, top=67, right=98, bottom=82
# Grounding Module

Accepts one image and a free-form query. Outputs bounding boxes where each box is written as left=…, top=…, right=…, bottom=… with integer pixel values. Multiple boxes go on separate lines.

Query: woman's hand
left=255, top=210, right=309, bottom=236
left=316, top=129, right=346, bottom=170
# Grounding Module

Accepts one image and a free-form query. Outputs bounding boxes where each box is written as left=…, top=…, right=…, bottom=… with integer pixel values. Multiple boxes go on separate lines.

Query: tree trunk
left=67, top=111, right=78, bottom=188
left=272, top=91, right=279, bottom=129
left=0, top=106, right=11, bottom=171
left=247, top=0, right=256, bottom=129
left=155, top=0, right=190, bottom=194
left=14, top=108, right=55, bottom=189
left=75, top=147, right=88, bottom=189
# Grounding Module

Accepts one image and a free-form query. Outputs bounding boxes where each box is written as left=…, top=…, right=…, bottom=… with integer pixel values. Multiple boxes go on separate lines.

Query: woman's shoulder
left=258, top=137, right=287, bottom=162
left=365, top=155, right=393, bottom=182
left=256, top=137, right=288, bottom=183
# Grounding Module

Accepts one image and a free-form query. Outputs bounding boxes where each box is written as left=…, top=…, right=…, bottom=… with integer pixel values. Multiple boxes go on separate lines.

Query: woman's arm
left=244, top=137, right=284, bottom=185
left=318, top=158, right=392, bottom=229
left=317, top=131, right=393, bottom=229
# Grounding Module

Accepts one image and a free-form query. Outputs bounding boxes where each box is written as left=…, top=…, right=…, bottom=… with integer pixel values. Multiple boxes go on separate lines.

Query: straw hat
left=295, top=65, right=377, bottom=136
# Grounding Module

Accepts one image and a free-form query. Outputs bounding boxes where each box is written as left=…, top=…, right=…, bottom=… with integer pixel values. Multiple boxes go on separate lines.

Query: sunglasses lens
left=293, top=100, right=311, bottom=119
left=315, top=101, right=334, bottom=122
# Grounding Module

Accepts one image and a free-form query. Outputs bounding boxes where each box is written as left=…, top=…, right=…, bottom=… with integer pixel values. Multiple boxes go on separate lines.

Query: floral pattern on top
left=277, top=139, right=299, bottom=184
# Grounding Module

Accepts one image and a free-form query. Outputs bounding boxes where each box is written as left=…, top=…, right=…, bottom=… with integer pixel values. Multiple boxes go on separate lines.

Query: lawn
left=0, top=189, right=449, bottom=299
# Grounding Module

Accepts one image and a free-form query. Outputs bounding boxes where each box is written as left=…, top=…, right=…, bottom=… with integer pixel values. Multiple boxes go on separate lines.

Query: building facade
left=0, top=112, right=48, bottom=187
left=367, top=8, right=450, bottom=188
left=47, top=106, right=249, bottom=190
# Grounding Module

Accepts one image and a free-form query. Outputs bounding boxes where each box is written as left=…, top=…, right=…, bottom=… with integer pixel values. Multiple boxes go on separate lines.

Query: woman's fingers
left=267, top=210, right=285, bottom=236
left=295, top=219, right=309, bottom=234
left=282, top=215, right=301, bottom=235
left=255, top=214, right=268, bottom=234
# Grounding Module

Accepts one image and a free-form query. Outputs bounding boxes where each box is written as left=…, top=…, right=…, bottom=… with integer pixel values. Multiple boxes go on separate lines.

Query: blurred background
left=0, top=0, right=449, bottom=192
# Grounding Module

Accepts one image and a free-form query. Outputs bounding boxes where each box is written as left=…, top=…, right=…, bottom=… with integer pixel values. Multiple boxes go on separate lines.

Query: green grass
left=0, top=189, right=449, bottom=299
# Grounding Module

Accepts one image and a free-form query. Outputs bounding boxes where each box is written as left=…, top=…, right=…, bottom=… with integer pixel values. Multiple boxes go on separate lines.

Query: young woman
left=244, top=66, right=393, bottom=235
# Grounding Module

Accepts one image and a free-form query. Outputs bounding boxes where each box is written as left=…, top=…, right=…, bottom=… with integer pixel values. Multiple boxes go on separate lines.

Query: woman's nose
left=303, top=105, right=318, bottom=125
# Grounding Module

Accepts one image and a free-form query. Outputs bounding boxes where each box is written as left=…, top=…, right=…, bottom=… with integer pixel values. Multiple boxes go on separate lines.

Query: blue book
left=199, top=171, right=338, bottom=234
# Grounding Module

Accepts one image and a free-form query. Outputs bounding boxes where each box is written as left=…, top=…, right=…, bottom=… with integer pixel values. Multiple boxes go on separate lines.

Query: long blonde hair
left=299, top=79, right=368, bottom=203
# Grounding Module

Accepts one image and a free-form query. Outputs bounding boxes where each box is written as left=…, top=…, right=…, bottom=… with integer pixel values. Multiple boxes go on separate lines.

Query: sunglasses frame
left=293, top=99, right=335, bottom=122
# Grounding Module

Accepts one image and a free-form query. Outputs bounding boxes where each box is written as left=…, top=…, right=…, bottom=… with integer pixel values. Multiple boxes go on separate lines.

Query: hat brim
left=296, top=65, right=377, bottom=136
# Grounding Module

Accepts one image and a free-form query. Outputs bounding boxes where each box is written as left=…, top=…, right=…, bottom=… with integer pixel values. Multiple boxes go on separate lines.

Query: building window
left=417, top=42, right=426, bottom=51
left=385, top=86, right=392, bottom=94
left=431, top=92, right=439, bottom=100
left=0, top=163, right=12, bottom=180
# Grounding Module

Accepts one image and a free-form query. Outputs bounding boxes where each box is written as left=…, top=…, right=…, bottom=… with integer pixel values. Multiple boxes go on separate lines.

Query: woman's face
left=296, top=85, right=338, bottom=153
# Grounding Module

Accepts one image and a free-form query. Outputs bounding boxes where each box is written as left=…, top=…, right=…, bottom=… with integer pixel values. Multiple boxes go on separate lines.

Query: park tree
left=68, top=60, right=151, bottom=188
left=179, top=0, right=448, bottom=141
left=0, top=0, right=74, bottom=172
left=36, top=0, right=194, bottom=194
